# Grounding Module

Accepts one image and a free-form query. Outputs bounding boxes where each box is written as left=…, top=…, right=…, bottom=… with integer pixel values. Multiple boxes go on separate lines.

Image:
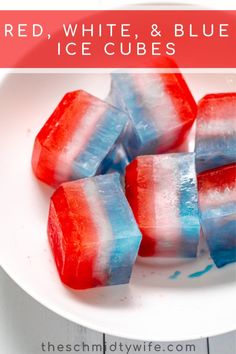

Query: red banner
left=0, top=10, right=235, bottom=68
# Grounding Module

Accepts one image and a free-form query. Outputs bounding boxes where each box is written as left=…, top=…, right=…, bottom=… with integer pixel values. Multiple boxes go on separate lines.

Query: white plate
left=0, top=72, right=236, bottom=341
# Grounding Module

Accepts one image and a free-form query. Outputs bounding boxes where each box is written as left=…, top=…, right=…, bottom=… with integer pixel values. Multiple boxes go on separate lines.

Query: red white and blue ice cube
left=125, top=153, right=201, bottom=257
left=32, top=90, right=129, bottom=187
left=108, top=72, right=197, bottom=159
left=198, top=164, right=236, bottom=268
left=195, top=93, right=236, bottom=173
left=48, top=173, right=142, bottom=289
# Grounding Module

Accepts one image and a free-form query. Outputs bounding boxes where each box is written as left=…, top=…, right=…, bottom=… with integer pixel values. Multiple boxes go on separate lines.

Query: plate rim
left=1, top=70, right=236, bottom=342
left=1, top=262, right=235, bottom=341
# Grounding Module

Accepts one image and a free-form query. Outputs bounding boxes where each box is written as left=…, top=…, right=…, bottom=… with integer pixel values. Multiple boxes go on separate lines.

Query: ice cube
left=125, top=153, right=200, bottom=257
left=32, top=90, right=129, bottom=187
left=108, top=72, right=197, bottom=158
left=198, top=163, right=236, bottom=268
left=195, top=93, right=236, bottom=173
left=48, top=173, right=141, bottom=289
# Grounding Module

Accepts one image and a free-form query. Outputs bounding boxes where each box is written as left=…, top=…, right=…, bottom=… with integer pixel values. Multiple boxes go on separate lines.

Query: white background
left=0, top=0, right=236, bottom=10
left=0, top=0, right=235, bottom=353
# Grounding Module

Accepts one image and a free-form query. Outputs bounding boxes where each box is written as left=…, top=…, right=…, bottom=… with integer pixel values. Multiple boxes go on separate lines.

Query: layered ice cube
left=125, top=153, right=201, bottom=257
left=198, top=164, right=236, bottom=268
left=32, top=90, right=129, bottom=187
left=195, top=93, right=236, bottom=173
left=108, top=72, right=197, bottom=158
left=48, top=173, right=142, bottom=289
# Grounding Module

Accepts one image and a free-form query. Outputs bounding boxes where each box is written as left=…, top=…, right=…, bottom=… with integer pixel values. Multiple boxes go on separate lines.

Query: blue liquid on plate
left=188, top=264, right=214, bottom=279
left=169, top=271, right=181, bottom=280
